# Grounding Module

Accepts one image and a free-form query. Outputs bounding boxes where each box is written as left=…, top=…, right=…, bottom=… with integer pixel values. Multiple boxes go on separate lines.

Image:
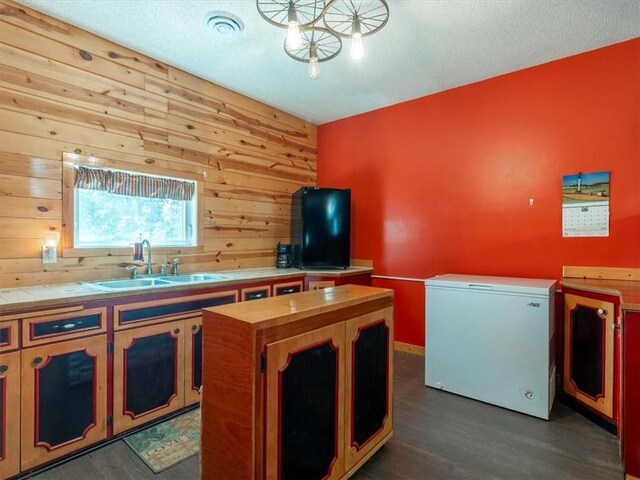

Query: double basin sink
left=87, top=274, right=227, bottom=290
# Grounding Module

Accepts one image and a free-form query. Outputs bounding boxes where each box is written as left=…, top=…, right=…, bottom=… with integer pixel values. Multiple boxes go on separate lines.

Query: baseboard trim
left=394, top=341, right=425, bottom=356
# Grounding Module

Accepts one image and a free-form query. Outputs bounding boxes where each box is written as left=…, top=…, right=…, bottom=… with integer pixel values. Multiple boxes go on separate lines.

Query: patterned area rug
left=124, top=408, right=200, bottom=473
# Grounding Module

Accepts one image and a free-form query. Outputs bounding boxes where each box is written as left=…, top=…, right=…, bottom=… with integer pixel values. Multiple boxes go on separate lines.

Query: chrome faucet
left=141, top=239, right=153, bottom=275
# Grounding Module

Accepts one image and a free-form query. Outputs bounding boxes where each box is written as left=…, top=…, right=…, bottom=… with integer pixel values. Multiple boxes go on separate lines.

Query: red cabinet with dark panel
left=623, top=309, right=640, bottom=478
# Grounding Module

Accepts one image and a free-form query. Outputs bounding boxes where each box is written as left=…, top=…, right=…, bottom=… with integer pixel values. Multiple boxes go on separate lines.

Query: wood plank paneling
left=0, top=0, right=316, bottom=287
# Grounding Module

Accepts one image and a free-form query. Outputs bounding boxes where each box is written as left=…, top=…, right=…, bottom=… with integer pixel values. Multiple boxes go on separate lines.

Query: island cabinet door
left=20, top=335, right=107, bottom=470
left=344, top=308, right=394, bottom=471
left=265, top=323, right=346, bottom=480
left=184, top=316, right=203, bottom=406
left=113, top=320, right=185, bottom=435
left=0, top=351, right=20, bottom=480
left=564, top=294, right=616, bottom=420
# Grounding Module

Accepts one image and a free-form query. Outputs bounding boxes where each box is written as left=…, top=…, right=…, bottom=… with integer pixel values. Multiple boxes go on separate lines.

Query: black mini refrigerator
left=291, top=187, right=351, bottom=269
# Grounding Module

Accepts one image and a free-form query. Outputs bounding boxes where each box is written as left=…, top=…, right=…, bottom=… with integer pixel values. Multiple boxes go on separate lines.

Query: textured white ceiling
left=15, top=0, right=640, bottom=125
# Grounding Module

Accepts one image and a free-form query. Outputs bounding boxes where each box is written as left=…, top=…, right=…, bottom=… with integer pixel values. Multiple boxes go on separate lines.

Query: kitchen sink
left=90, top=278, right=173, bottom=289
left=159, top=274, right=227, bottom=283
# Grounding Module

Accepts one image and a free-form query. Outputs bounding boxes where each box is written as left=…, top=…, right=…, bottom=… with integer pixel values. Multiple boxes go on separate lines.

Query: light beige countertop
left=0, top=266, right=373, bottom=314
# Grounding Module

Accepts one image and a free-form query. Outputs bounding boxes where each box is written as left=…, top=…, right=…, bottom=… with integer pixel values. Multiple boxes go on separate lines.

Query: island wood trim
left=394, top=341, right=425, bottom=356
left=563, top=266, right=640, bottom=281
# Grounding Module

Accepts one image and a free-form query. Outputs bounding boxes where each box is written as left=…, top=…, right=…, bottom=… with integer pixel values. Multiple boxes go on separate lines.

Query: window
left=71, top=164, right=198, bottom=248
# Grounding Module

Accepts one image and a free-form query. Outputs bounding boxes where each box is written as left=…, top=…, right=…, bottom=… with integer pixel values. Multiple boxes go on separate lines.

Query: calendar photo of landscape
left=562, top=171, right=610, bottom=204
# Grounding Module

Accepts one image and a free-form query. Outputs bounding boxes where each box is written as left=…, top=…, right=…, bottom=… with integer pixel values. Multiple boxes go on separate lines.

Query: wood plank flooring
left=26, top=352, right=623, bottom=480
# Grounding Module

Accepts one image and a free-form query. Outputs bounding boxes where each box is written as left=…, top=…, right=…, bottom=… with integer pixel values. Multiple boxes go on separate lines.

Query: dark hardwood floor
left=27, top=353, right=623, bottom=480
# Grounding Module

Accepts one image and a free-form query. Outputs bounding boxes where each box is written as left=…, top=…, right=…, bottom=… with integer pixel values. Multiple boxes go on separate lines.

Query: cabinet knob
left=0, top=365, right=8, bottom=373
left=33, top=357, right=43, bottom=365
left=174, top=328, right=180, bottom=334
left=191, top=325, right=198, bottom=331
left=597, top=308, right=607, bottom=315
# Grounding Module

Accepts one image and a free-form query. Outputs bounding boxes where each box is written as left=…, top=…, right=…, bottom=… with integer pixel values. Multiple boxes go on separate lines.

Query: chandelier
left=257, top=0, right=389, bottom=79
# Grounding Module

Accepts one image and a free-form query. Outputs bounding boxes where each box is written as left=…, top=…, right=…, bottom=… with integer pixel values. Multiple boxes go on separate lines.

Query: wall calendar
left=562, top=171, right=610, bottom=237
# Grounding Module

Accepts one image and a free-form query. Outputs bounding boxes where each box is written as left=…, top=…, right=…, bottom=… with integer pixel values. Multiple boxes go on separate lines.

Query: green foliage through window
left=74, top=189, right=196, bottom=247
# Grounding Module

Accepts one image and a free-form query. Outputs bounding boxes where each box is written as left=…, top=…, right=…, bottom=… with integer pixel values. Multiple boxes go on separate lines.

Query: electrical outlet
left=42, top=246, right=57, bottom=264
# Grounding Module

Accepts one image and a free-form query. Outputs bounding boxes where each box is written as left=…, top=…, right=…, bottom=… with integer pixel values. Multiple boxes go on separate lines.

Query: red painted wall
left=318, top=39, right=640, bottom=346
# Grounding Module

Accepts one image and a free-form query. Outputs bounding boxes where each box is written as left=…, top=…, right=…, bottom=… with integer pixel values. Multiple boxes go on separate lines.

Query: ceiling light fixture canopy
left=257, top=0, right=389, bottom=78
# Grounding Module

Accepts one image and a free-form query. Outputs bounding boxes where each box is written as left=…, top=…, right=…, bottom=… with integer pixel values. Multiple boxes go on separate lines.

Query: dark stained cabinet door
left=563, top=294, right=615, bottom=420
left=185, top=316, right=202, bottom=406
left=345, top=308, right=394, bottom=470
left=113, top=320, right=185, bottom=435
left=21, top=335, right=107, bottom=470
left=266, top=322, right=346, bottom=480
left=0, top=351, right=20, bottom=479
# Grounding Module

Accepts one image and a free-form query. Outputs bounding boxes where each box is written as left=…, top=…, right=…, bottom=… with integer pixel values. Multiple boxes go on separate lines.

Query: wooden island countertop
left=203, top=283, right=393, bottom=328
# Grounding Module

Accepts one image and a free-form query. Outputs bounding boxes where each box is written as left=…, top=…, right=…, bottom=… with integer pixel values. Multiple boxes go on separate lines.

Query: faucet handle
left=160, top=264, right=169, bottom=276
left=125, top=265, right=139, bottom=279
left=172, top=257, right=180, bottom=276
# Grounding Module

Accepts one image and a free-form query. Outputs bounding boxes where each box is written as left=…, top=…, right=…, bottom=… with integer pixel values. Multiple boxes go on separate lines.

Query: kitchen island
left=201, top=284, right=394, bottom=480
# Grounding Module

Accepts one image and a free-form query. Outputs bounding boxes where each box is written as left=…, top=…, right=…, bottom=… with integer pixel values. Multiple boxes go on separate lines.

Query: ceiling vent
left=206, top=11, right=244, bottom=35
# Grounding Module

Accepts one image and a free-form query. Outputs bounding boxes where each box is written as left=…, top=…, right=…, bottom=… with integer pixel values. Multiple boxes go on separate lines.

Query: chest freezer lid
left=425, top=274, right=557, bottom=296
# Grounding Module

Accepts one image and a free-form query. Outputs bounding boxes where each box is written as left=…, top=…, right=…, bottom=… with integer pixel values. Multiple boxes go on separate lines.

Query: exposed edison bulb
left=308, top=56, right=320, bottom=80
left=286, top=3, right=301, bottom=50
left=286, top=21, right=301, bottom=50
left=351, top=18, right=364, bottom=60
left=351, top=33, right=364, bottom=60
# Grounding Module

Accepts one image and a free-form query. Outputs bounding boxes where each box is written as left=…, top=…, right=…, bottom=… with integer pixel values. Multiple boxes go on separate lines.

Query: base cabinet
left=201, top=285, right=394, bottom=480
left=184, top=316, right=203, bottom=406
left=113, top=320, right=185, bottom=435
left=266, top=322, right=346, bottom=480
left=20, top=335, right=107, bottom=470
left=0, top=351, right=20, bottom=480
left=345, top=310, right=393, bottom=470
left=563, top=293, right=617, bottom=421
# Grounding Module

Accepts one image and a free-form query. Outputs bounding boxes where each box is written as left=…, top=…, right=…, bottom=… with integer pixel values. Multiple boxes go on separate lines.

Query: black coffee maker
left=276, top=242, right=292, bottom=269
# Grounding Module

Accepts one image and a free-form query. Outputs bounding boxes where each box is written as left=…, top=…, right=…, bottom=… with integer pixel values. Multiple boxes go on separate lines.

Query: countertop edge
left=561, top=278, right=640, bottom=313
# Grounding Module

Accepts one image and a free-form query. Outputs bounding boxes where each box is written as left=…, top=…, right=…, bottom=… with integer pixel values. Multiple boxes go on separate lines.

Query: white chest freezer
left=425, top=274, right=557, bottom=420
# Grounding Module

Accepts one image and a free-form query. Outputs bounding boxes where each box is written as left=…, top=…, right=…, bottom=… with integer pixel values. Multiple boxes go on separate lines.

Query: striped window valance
left=74, top=166, right=195, bottom=201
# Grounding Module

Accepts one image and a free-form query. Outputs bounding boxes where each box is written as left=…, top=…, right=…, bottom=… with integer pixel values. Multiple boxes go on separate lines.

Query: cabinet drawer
left=0, top=320, right=19, bottom=353
left=242, top=286, right=270, bottom=301
left=308, top=281, right=336, bottom=291
left=273, top=281, right=303, bottom=296
left=114, top=290, right=238, bottom=330
left=23, top=308, right=107, bottom=347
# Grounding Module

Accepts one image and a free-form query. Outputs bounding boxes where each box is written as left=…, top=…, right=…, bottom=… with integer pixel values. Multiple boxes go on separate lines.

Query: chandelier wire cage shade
left=256, top=0, right=389, bottom=78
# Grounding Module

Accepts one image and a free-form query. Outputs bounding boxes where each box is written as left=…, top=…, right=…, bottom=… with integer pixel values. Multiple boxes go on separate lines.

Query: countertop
left=0, top=266, right=373, bottom=314
left=560, top=277, right=640, bottom=313
left=204, top=283, right=393, bottom=330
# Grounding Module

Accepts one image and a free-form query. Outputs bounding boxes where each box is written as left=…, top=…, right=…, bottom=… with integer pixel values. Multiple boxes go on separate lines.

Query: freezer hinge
left=107, top=415, right=113, bottom=428
left=260, top=352, right=266, bottom=373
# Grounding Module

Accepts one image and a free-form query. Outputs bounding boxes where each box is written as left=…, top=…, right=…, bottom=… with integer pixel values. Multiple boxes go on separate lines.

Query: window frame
left=62, top=152, right=204, bottom=258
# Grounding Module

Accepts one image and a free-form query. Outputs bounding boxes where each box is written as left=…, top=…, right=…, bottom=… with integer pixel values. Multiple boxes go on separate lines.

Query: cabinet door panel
left=345, top=308, right=394, bottom=470
left=266, top=322, right=345, bottom=480
left=21, top=335, right=107, bottom=470
left=185, top=316, right=203, bottom=406
left=0, top=351, right=20, bottom=480
left=563, top=294, right=615, bottom=419
left=113, top=321, right=184, bottom=435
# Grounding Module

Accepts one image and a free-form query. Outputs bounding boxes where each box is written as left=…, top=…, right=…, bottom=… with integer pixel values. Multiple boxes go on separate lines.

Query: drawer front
left=114, top=290, right=238, bottom=330
left=273, top=281, right=303, bottom=296
left=242, top=286, right=270, bottom=302
left=23, top=308, right=107, bottom=347
left=0, top=320, right=19, bottom=353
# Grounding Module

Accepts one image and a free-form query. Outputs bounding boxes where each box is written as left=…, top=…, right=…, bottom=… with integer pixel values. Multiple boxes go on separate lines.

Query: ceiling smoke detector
left=206, top=11, right=244, bottom=35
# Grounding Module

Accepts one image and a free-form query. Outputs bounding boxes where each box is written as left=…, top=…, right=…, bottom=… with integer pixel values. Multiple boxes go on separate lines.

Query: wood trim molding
left=394, top=341, right=425, bottom=356
left=563, top=266, right=640, bottom=281
left=626, top=474, right=640, bottom=480
left=351, top=259, right=373, bottom=268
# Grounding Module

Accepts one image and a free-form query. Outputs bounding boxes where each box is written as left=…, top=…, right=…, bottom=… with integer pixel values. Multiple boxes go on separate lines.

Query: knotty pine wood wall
left=0, top=0, right=317, bottom=288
